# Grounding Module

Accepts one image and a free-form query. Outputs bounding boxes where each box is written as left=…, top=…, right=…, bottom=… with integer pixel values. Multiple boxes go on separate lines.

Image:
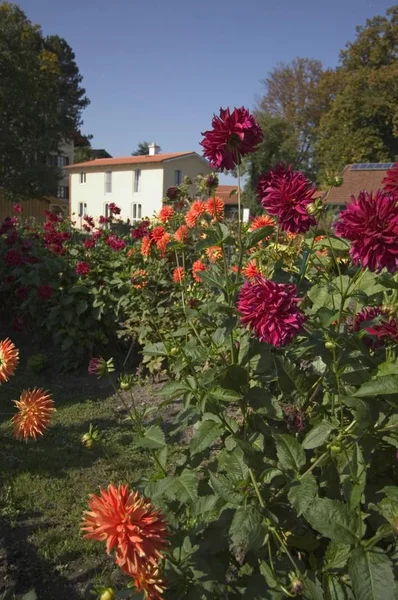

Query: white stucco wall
left=70, top=164, right=164, bottom=227
left=162, top=155, right=212, bottom=197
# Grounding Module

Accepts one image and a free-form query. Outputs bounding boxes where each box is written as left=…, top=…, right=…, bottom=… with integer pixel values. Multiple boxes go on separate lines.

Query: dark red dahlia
left=37, top=284, right=53, bottom=300
left=13, top=203, right=22, bottom=214
left=84, top=238, right=96, bottom=250
left=76, top=261, right=91, bottom=276
left=92, top=229, right=103, bottom=241
left=334, top=190, right=398, bottom=273
left=12, top=316, right=24, bottom=332
left=237, top=277, right=306, bottom=346
left=382, top=163, right=398, bottom=195
left=351, top=306, right=398, bottom=346
left=257, top=164, right=316, bottom=234
left=5, top=230, right=18, bottom=246
left=201, top=107, right=263, bottom=170
left=16, top=286, right=29, bottom=300
left=131, top=220, right=150, bottom=240
left=5, top=249, right=23, bottom=266
left=99, top=215, right=110, bottom=225
left=106, top=235, right=126, bottom=251
left=108, top=202, right=121, bottom=215
left=166, top=187, right=179, bottom=201
left=83, top=215, right=95, bottom=228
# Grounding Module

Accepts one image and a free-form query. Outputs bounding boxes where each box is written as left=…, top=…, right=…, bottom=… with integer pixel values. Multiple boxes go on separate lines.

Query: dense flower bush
left=1, top=108, right=398, bottom=599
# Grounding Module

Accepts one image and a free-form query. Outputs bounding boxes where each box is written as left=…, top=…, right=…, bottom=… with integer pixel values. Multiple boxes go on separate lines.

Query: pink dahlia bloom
left=334, top=190, right=398, bottom=273
left=382, top=163, right=398, bottom=195
left=257, top=164, right=316, bottom=233
left=76, top=261, right=91, bottom=276
left=351, top=306, right=398, bottom=346
left=201, top=107, right=263, bottom=170
left=237, top=277, right=305, bottom=347
left=106, top=235, right=126, bottom=251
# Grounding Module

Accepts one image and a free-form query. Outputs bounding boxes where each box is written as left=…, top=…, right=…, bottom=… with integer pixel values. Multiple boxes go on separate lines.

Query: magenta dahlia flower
left=257, top=164, right=316, bottom=233
left=201, top=107, right=262, bottom=170
left=351, top=306, right=398, bottom=346
left=334, top=190, right=398, bottom=273
left=382, top=163, right=398, bottom=195
left=106, top=235, right=126, bottom=251
left=76, top=261, right=91, bottom=276
left=237, top=277, right=306, bottom=346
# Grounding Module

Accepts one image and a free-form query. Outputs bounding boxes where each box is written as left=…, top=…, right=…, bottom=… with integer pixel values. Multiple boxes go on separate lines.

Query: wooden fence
left=0, top=197, right=61, bottom=223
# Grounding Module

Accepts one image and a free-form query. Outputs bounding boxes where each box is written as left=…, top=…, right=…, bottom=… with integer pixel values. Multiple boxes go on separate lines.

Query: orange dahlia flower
left=158, top=206, right=174, bottom=223
left=249, top=215, right=275, bottom=231
left=131, top=269, right=148, bottom=289
left=172, top=267, right=185, bottom=283
left=141, top=236, right=152, bottom=258
left=81, top=484, right=168, bottom=576
left=205, top=197, right=224, bottom=220
left=156, top=233, right=171, bottom=256
left=0, top=338, right=19, bottom=384
left=192, top=259, right=206, bottom=282
left=242, top=260, right=261, bottom=280
left=174, top=224, right=188, bottom=243
left=185, top=201, right=206, bottom=228
left=206, top=245, right=223, bottom=263
left=11, top=388, right=55, bottom=440
left=314, top=235, right=328, bottom=257
left=151, top=226, right=167, bottom=242
left=132, top=563, right=166, bottom=600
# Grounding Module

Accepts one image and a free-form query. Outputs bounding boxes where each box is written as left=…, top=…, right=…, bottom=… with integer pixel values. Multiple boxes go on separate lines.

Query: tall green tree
left=0, top=2, right=89, bottom=199
left=316, top=5, right=398, bottom=177
left=132, top=141, right=150, bottom=156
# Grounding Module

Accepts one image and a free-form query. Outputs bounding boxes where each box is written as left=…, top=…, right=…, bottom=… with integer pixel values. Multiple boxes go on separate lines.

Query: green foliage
left=27, top=353, right=49, bottom=374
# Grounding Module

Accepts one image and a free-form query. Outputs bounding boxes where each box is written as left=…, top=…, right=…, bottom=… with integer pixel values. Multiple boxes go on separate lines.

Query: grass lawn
left=0, top=359, right=166, bottom=600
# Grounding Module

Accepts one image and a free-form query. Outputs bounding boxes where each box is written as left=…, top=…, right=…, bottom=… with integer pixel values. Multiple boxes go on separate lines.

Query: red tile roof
left=326, top=164, right=390, bottom=205
left=67, top=152, right=199, bottom=169
left=216, top=184, right=241, bottom=205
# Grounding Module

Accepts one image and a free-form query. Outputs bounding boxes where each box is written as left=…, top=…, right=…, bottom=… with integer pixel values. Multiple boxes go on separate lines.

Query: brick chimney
left=148, top=143, right=160, bottom=156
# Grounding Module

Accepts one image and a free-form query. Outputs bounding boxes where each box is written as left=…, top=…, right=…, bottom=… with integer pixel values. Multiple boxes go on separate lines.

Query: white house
left=67, top=144, right=212, bottom=227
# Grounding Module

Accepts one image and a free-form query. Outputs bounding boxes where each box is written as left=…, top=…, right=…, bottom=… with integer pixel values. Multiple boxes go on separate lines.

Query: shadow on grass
left=0, top=515, right=99, bottom=600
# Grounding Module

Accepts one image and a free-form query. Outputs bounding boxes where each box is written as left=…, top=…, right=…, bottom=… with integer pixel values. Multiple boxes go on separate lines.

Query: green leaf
left=191, top=495, right=218, bottom=518
left=259, top=561, right=279, bottom=589
left=303, top=420, right=336, bottom=450
left=274, top=356, right=314, bottom=397
left=156, top=380, right=192, bottom=399
left=209, top=472, right=240, bottom=504
left=288, top=474, right=317, bottom=516
left=135, top=425, right=166, bottom=449
left=245, top=226, right=274, bottom=249
left=61, top=336, right=74, bottom=351
left=246, top=387, right=283, bottom=419
left=229, top=506, right=265, bottom=555
left=149, top=470, right=198, bottom=504
left=22, top=591, right=38, bottom=600
left=349, top=548, right=394, bottom=600
left=354, top=376, right=398, bottom=397
left=190, top=420, right=222, bottom=456
left=341, top=443, right=367, bottom=510
left=303, top=578, right=324, bottom=600
left=76, top=298, right=88, bottom=315
left=324, top=542, right=352, bottom=570
left=304, top=498, right=358, bottom=544
left=210, top=387, right=243, bottom=402
left=195, top=270, right=226, bottom=291
left=143, top=342, right=167, bottom=356
left=274, top=433, right=306, bottom=473
left=325, top=576, right=353, bottom=600
left=218, top=446, right=248, bottom=482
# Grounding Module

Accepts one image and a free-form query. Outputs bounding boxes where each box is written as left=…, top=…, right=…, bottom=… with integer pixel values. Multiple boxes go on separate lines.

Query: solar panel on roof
left=351, top=162, right=395, bottom=170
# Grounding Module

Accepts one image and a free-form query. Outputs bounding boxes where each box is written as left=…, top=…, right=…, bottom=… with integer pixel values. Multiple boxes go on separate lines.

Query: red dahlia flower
left=5, top=249, right=23, bottom=266
left=382, top=162, right=398, bottom=195
left=352, top=306, right=398, bottom=345
left=172, top=267, right=185, bottom=283
left=84, top=238, right=95, bottom=249
left=192, top=259, right=206, bottom=282
left=237, top=277, right=305, bottom=347
left=108, top=202, right=121, bottom=215
left=206, top=246, right=223, bottom=263
left=131, top=220, right=150, bottom=240
left=257, top=164, right=316, bottom=234
left=166, top=186, right=179, bottom=200
left=81, top=484, right=168, bottom=576
left=205, top=197, right=224, bottom=220
left=158, top=205, right=174, bottom=223
left=106, top=235, right=126, bottom=251
left=76, top=261, right=91, bottom=276
left=12, top=388, right=55, bottom=440
left=242, top=260, right=261, bottom=280
left=156, top=233, right=171, bottom=256
left=37, top=284, right=53, bottom=301
left=0, top=338, right=19, bottom=384
left=249, top=214, right=276, bottom=231
left=151, top=226, right=167, bottom=242
left=174, top=224, right=188, bottom=243
left=334, top=190, right=398, bottom=273
left=201, top=107, right=262, bottom=170
left=141, top=236, right=153, bottom=257
left=13, top=203, right=22, bottom=214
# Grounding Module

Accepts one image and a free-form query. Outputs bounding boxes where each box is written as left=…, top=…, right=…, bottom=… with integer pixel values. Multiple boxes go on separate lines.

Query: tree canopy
left=0, top=2, right=89, bottom=199
left=132, top=141, right=151, bottom=156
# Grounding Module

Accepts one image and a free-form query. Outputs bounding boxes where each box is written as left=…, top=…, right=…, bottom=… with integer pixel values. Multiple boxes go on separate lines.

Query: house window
left=105, top=171, right=112, bottom=194
left=132, top=203, right=142, bottom=221
left=133, top=169, right=141, bottom=193
left=105, top=203, right=110, bottom=218
left=57, top=155, right=69, bottom=168
left=174, top=169, right=182, bottom=185
left=57, top=185, right=69, bottom=199
left=78, top=202, right=87, bottom=217
left=80, top=172, right=86, bottom=184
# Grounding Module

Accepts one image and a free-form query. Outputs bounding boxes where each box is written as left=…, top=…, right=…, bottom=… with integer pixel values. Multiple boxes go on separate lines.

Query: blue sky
left=17, top=0, right=392, bottom=179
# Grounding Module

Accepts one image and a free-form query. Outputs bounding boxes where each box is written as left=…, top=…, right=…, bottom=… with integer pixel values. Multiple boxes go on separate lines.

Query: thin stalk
left=249, top=468, right=265, bottom=508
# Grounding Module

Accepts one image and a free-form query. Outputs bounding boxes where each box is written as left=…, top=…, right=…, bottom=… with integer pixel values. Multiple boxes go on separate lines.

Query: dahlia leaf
left=302, top=420, right=336, bottom=449
left=274, top=433, right=306, bottom=473
left=229, top=505, right=265, bottom=555
left=196, top=270, right=226, bottom=291
left=136, top=425, right=166, bottom=449
left=274, top=356, right=315, bottom=397
left=341, top=443, right=367, bottom=510
left=304, top=498, right=358, bottom=544
left=209, top=472, right=240, bottom=504
left=288, top=473, right=318, bottom=516
left=143, top=342, right=167, bottom=356
left=324, top=575, right=352, bottom=600
left=190, top=420, right=222, bottom=456
left=349, top=548, right=394, bottom=600
left=324, top=542, right=352, bottom=570
left=245, top=226, right=274, bottom=249
left=354, top=375, right=398, bottom=397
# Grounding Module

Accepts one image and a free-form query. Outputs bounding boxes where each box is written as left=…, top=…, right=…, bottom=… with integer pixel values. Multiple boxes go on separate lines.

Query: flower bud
left=325, top=340, right=336, bottom=349
left=100, top=588, right=116, bottom=600
left=333, top=176, right=343, bottom=187
left=81, top=424, right=101, bottom=448
left=290, top=577, right=304, bottom=594
left=166, top=186, right=179, bottom=201
left=119, top=375, right=134, bottom=391
left=88, top=357, right=115, bottom=377
left=330, top=444, right=342, bottom=456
